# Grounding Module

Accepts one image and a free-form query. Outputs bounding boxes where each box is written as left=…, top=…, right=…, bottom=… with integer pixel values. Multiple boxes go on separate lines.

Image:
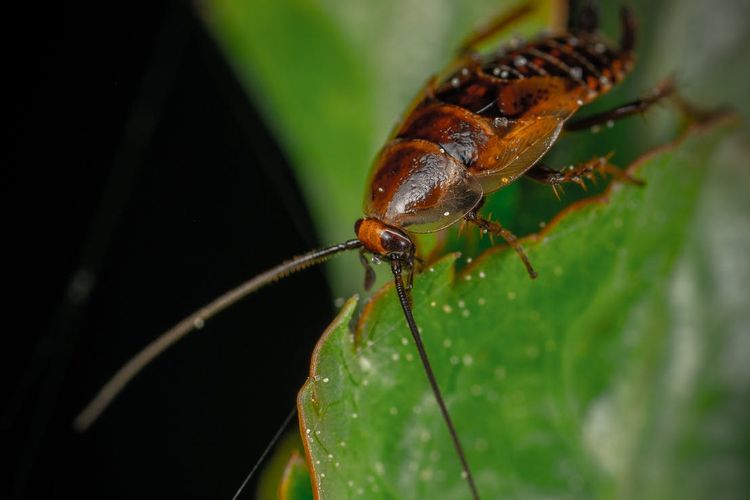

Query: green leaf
left=297, top=117, right=747, bottom=499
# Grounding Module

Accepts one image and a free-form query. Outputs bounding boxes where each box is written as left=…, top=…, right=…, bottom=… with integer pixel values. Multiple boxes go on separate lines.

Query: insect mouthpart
left=355, top=217, right=414, bottom=258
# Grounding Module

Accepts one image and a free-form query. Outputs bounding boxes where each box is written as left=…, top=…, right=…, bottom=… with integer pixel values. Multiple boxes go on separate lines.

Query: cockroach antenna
left=391, top=258, right=481, bottom=499
left=73, top=239, right=363, bottom=431
left=231, top=405, right=298, bottom=500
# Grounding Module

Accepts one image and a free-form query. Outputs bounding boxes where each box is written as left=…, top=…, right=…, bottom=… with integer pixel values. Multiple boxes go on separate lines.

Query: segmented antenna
left=390, top=259, right=481, bottom=500
left=74, top=239, right=362, bottom=431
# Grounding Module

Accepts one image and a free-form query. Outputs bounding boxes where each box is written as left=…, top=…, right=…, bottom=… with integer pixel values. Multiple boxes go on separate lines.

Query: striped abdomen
left=434, top=31, right=635, bottom=119
left=388, top=30, right=635, bottom=186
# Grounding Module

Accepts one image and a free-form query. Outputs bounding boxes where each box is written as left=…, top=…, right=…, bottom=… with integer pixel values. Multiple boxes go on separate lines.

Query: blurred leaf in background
left=200, top=0, right=749, bottom=498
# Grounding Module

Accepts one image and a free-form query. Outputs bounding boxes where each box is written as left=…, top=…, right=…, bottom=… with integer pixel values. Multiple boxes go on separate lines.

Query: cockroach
left=75, top=2, right=675, bottom=498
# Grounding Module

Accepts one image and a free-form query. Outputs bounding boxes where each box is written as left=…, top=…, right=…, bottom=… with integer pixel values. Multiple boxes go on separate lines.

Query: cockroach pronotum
left=76, top=2, right=677, bottom=498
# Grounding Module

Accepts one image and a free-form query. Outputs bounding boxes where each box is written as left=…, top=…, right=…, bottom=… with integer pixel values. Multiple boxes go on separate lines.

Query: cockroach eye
left=380, top=228, right=413, bottom=255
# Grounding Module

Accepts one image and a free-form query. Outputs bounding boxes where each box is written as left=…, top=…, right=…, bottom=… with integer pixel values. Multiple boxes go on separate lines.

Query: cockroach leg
left=565, top=78, right=675, bottom=132
left=465, top=209, right=537, bottom=279
left=457, top=3, right=534, bottom=55
left=570, top=0, right=600, bottom=33
left=406, top=260, right=415, bottom=292
left=670, top=91, right=727, bottom=125
left=359, top=249, right=376, bottom=291
left=526, top=154, right=644, bottom=192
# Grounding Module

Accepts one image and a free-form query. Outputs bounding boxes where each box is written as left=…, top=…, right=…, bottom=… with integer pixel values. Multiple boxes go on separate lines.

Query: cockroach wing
left=470, top=78, right=585, bottom=193
left=473, top=112, right=565, bottom=193
left=364, top=139, right=483, bottom=234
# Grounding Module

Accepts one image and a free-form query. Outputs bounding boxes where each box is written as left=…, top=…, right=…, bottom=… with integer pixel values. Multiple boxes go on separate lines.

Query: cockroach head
left=355, top=218, right=414, bottom=259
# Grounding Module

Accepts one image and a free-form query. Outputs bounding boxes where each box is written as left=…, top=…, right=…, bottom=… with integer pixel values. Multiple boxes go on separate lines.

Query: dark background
left=3, top=1, right=333, bottom=498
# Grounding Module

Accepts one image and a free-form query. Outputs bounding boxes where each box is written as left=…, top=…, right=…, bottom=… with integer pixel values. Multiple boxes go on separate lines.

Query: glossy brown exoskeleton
left=77, top=3, right=675, bottom=499
left=356, top=3, right=671, bottom=285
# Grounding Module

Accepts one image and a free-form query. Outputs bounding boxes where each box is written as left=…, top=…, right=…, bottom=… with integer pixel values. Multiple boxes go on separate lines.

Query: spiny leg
left=565, top=79, right=675, bottom=132
left=465, top=209, right=537, bottom=279
left=525, top=155, right=643, bottom=197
